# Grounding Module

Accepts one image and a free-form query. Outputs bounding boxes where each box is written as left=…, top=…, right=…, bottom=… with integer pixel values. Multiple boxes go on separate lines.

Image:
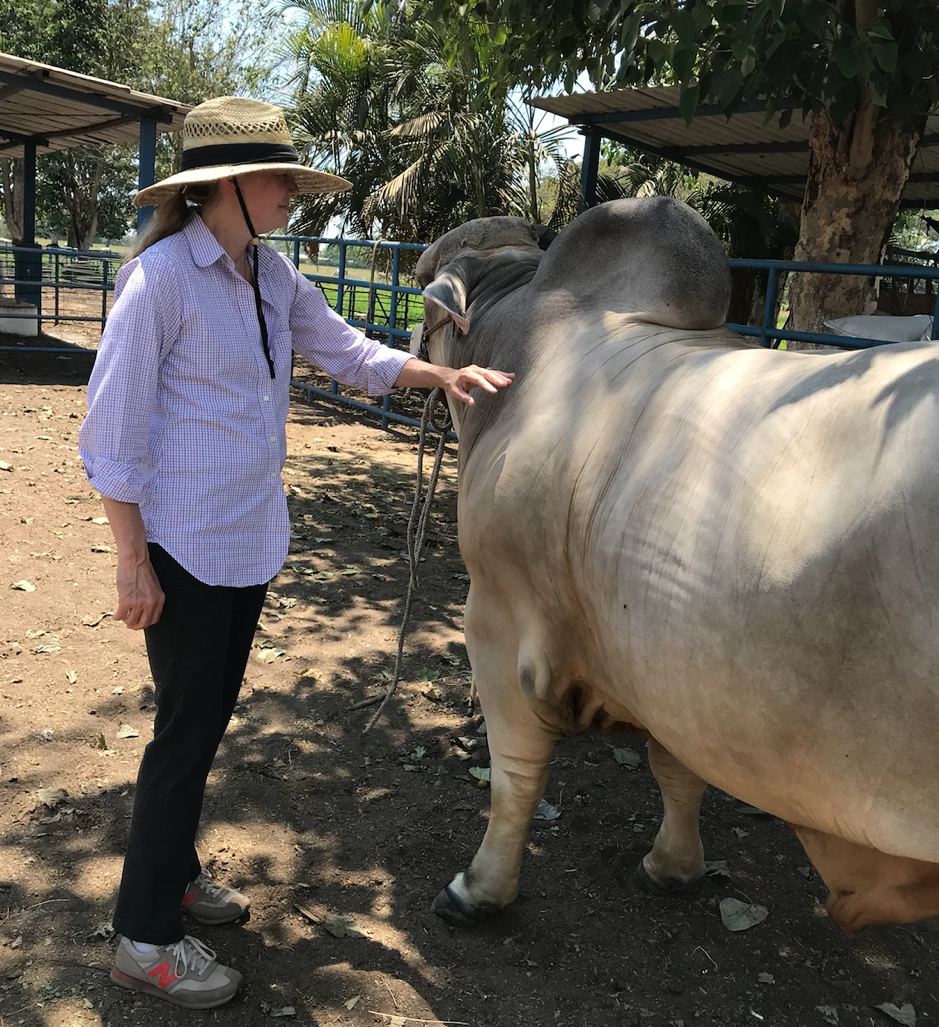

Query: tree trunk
left=75, top=154, right=104, bottom=251
left=0, top=158, right=24, bottom=244
left=787, top=107, right=923, bottom=335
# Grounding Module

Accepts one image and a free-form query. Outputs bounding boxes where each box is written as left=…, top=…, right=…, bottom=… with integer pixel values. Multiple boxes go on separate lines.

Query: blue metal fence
left=269, top=234, right=430, bottom=430
left=4, top=236, right=939, bottom=431
left=727, top=258, right=939, bottom=349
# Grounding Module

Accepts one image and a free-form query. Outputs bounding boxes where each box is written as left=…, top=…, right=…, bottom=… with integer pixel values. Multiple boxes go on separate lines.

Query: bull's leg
left=635, top=737, right=707, bottom=896
left=433, top=624, right=559, bottom=927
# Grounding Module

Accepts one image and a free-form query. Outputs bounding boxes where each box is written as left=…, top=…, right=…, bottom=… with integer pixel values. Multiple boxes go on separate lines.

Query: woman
left=79, top=95, right=511, bottom=1010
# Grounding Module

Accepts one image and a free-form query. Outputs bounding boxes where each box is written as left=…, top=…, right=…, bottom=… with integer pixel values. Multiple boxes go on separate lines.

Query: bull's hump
left=533, top=197, right=731, bottom=331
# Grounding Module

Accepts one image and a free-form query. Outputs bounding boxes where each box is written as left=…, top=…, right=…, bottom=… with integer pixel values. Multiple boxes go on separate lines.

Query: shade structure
left=530, top=85, right=939, bottom=210
left=0, top=52, right=190, bottom=306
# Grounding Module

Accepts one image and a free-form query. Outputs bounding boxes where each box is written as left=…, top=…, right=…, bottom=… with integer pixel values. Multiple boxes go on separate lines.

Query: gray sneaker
left=181, top=870, right=250, bottom=924
left=110, top=935, right=242, bottom=1009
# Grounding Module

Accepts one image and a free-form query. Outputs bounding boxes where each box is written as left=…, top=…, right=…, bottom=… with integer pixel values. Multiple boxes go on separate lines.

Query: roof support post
left=578, top=127, right=601, bottom=212
left=15, top=138, right=41, bottom=313
left=21, top=138, right=35, bottom=245
left=137, top=116, right=157, bottom=230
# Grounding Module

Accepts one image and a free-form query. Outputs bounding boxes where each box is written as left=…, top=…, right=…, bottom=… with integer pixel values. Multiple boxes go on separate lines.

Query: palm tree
left=283, top=0, right=575, bottom=243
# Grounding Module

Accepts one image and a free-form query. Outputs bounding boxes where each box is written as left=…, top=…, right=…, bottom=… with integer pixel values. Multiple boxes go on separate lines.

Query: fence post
left=381, top=244, right=402, bottom=430
left=332, top=242, right=346, bottom=396
left=101, top=256, right=109, bottom=325
left=761, top=266, right=779, bottom=348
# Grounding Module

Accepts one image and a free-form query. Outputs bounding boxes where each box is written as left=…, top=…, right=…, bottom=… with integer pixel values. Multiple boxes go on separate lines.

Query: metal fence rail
left=4, top=235, right=939, bottom=430
left=0, top=244, right=120, bottom=332
left=727, top=258, right=939, bottom=349
left=267, top=235, right=432, bottom=430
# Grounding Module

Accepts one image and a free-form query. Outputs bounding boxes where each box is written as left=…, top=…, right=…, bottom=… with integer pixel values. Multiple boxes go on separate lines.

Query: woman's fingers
left=115, top=593, right=165, bottom=630
left=114, top=557, right=165, bottom=630
left=449, top=365, right=515, bottom=404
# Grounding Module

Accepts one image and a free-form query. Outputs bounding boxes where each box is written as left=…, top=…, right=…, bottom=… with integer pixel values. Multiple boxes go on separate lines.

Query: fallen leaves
left=294, top=905, right=367, bottom=939
left=719, top=897, right=768, bottom=932
left=115, top=724, right=139, bottom=739
left=88, top=921, right=115, bottom=942
left=533, top=799, right=561, bottom=821
left=605, top=742, right=641, bottom=769
left=36, top=787, right=69, bottom=808
left=876, top=1003, right=916, bottom=1026
left=256, top=639, right=287, bottom=663
left=11, top=580, right=35, bottom=592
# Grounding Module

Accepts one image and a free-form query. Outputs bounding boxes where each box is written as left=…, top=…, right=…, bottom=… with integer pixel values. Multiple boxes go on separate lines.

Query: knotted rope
left=356, top=388, right=453, bottom=731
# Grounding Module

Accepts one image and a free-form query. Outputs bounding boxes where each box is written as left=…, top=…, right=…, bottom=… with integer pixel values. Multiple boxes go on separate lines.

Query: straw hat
left=134, top=96, right=351, bottom=208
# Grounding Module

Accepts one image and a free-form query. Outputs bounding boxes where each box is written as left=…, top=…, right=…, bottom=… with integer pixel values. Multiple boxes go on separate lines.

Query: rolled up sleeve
left=79, top=259, right=180, bottom=503
left=288, top=270, right=412, bottom=395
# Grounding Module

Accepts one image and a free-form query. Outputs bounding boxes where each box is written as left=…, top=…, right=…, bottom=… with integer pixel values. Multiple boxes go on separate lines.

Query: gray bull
left=413, top=197, right=939, bottom=934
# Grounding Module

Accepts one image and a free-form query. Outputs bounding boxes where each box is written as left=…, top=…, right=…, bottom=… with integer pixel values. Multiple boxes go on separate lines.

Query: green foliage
left=0, top=0, right=278, bottom=243
left=416, top=1, right=939, bottom=131
left=285, top=0, right=576, bottom=243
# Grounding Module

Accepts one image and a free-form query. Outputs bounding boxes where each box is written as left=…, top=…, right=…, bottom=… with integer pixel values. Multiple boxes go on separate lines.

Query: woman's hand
left=101, top=497, right=165, bottom=630
left=114, top=551, right=165, bottom=630
left=395, top=358, right=514, bottom=405
left=437, top=364, right=515, bottom=406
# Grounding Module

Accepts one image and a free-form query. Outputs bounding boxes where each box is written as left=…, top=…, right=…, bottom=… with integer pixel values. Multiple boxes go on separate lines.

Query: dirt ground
left=0, top=335, right=936, bottom=1027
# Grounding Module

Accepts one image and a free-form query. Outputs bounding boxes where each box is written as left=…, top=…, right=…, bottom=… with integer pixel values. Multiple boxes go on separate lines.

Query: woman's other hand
left=100, top=497, right=165, bottom=629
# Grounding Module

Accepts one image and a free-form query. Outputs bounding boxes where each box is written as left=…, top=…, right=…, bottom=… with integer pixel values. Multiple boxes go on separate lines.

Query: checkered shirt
left=79, top=214, right=411, bottom=586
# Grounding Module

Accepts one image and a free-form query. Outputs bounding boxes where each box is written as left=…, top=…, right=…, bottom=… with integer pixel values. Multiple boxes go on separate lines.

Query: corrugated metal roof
left=530, top=85, right=939, bottom=209
left=0, top=52, right=190, bottom=156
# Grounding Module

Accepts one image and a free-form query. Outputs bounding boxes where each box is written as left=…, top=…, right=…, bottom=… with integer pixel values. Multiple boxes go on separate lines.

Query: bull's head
left=411, top=218, right=549, bottom=432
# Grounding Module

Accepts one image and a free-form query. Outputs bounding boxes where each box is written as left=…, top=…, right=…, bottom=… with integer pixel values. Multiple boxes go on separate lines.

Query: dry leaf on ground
left=876, top=1003, right=916, bottom=1026
left=719, top=897, right=768, bottom=932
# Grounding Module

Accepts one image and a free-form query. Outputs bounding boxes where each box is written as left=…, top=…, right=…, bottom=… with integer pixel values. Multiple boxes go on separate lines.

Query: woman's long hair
left=129, top=182, right=221, bottom=259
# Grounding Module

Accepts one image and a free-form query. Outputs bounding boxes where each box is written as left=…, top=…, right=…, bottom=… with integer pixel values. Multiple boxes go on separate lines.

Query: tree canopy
left=0, top=0, right=277, bottom=245
left=285, top=0, right=576, bottom=243
left=416, top=0, right=939, bottom=328
left=419, top=1, right=939, bottom=131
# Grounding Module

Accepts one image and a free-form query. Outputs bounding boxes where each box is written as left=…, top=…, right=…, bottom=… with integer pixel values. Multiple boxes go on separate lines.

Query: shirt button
left=271, top=472, right=276, bottom=478
left=269, top=436, right=276, bottom=442
left=263, top=395, right=269, bottom=401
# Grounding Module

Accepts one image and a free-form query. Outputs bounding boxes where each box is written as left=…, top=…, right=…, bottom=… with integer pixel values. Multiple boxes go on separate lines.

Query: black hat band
left=180, top=141, right=301, bottom=172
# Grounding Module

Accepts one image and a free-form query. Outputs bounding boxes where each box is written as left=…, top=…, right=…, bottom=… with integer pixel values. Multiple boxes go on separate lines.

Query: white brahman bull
left=412, top=196, right=939, bottom=935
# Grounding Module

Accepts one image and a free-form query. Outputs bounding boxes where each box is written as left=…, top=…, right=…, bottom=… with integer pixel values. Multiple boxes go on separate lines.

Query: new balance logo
left=181, top=891, right=195, bottom=905
left=148, top=962, right=178, bottom=989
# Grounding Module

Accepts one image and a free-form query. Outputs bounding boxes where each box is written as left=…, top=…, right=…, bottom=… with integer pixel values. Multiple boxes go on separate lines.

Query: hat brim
left=134, top=163, right=352, bottom=208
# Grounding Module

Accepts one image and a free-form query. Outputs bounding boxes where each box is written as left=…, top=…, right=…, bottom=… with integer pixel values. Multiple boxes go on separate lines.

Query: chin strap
left=233, top=177, right=275, bottom=379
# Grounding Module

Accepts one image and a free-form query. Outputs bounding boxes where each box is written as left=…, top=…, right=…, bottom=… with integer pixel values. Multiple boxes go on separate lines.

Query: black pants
left=111, top=544, right=267, bottom=944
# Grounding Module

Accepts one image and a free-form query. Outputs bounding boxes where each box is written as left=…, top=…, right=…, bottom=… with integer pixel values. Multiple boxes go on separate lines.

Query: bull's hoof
left=633, top=859, right=705, bottom=897
left=432, top=884, right=500, bottom=927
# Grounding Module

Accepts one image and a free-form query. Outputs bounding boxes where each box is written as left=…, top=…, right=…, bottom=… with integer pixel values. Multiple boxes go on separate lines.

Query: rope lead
left=358, top=389, right=453, bottom=732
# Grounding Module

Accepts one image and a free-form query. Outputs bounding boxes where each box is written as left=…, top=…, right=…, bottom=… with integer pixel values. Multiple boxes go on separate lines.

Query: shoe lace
left=169, top=935, right=216, bottom=976
left=194, top=871, right=227, bottom=901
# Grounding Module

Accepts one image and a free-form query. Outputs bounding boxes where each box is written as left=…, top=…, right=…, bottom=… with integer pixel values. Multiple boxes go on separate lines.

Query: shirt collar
left=184, top=213, right=279, bottom=274
left=184, top=213, right=227, bottom=268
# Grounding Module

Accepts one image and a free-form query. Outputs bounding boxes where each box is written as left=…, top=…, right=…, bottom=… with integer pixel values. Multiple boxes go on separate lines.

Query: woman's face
left=236, top=170, right=300, bottom=234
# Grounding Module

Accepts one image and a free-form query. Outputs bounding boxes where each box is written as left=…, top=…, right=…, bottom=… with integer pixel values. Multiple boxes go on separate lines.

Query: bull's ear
left=423, top=267, right=470, bottom=335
